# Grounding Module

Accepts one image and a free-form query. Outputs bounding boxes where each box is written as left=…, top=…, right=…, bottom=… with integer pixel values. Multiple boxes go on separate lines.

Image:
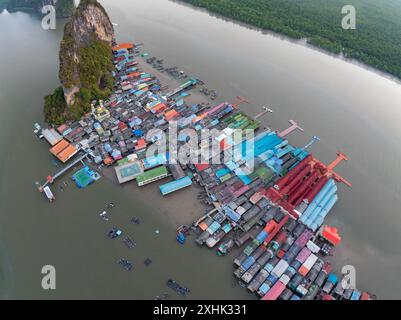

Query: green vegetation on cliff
left=44, top=86, right=68, bottom=125
left=180, top=0, right=401, bottom=79
left=58, top=20, right=76, bottom=89
left=46, top=38, right=113, bottom=124
left=45, top=0, right=114, bottom=124
left=79, top=38, right=113, bottom=99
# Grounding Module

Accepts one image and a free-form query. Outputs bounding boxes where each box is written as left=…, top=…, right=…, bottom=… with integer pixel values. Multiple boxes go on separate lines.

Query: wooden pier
left=36, top=152, right=90, bottom=192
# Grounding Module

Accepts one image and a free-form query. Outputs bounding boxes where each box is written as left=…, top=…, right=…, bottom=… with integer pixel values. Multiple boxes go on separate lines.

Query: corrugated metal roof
left=136, top=166, right=168, bottom=185
left=159, top=176, right=192, bottom=196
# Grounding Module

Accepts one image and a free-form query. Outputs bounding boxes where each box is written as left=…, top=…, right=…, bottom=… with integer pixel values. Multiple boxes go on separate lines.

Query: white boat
left=34, top=123, right=44, bottom=138
left=43, top=186, right=55, bottom=202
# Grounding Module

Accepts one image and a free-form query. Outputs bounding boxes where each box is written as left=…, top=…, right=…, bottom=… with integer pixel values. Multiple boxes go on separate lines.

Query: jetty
left=36, top=152, right=90, bottom=192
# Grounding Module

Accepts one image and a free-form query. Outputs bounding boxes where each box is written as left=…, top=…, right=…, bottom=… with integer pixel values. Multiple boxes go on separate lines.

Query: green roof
left=136, top=166, right=168, bottom=184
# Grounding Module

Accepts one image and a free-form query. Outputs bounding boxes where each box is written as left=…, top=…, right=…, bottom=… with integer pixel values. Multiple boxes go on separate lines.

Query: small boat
left=131, top=217, right=141, bottom=225
left=217, top=238, right=235, bottom=256
left=166, top=279, right=190, bottom=296
left=33, top=123, right=44, bottom=139
left=123, top=236, right=136, bottom=248
left=176, top=232, right=186, bottom=244
left=155, top=293, right=169, bottom=300
left=118, top=259, right=133, bottom=271
left=107, top=228, right=122, bottom=239
left=99, top=211, right=109, bottom=221
left=34, top=123, right=41, bottom=131
left=176, top=225, right=190, bottom=235
left=43, top=186, right=55, bottom=202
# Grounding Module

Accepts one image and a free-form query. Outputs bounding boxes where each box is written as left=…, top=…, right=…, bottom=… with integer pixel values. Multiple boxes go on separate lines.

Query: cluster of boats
left=199, top=87, right=218, bottom=100
left=176, top=225, right=190, bottom=245
left=107, top=227, right=123, bottom=239
left=166, top=279, right=190, bottom=296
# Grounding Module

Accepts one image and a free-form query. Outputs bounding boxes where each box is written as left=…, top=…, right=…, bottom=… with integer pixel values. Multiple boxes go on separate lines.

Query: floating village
left=34, top=41, right=375, bottom=301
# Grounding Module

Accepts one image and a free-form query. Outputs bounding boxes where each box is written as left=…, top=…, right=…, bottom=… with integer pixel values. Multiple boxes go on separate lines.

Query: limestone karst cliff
left=44, top=0, right=114, bottom=124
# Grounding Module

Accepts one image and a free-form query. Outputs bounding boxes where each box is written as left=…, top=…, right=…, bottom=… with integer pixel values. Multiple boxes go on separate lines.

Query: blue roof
left=235, top=131, right=283, bottom=161
left=160, top=176, right=192, bottom=196
left=223, top=206, right=241, bottom=222
left=143, top=153, right=169, bottom=169
left=216, top=168, right=231, bottom=178
left=222, top=223, right=232, bottom=233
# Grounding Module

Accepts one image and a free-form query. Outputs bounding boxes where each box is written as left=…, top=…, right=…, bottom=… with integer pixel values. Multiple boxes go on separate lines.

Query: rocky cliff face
left=59, top=0, right=114, bottom=105
left=44, top=0, right=114, bottom=124
left=6, top=0, right=75, bottom=17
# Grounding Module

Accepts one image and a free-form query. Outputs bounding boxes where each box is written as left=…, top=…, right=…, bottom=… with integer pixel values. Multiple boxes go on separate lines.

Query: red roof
left=128, top=72, right=141, bottom=78
left=220, top=139, right=231, bottom=150
left=118, top=121, right=128, bottom=131
left=135, top=139, right=147, bottom=150
left=50, top=139, right=69, bottom=156
left=276, top=250, right=285, bottom=259
left=263, top=220, right=278, bottom=234
left=195, top=163, right=209, bottom=172
left=112, top=43, right=134, bottom=51
left=138, top=112, right=151, bottom=120
left=164, top=109, right=180, bottom=121
left=321, top=226, right=341, bottom=246
left=57, top=145, right=78, bottom=163
left=360, top=292, right=371, bottom=300
left=57, top=124, right=69, bottom=134
left=150, top=103, right=167, bottom=114
left=262, top=281, right=285, bottom=300
left=104, top=157, right=113, bottom=165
